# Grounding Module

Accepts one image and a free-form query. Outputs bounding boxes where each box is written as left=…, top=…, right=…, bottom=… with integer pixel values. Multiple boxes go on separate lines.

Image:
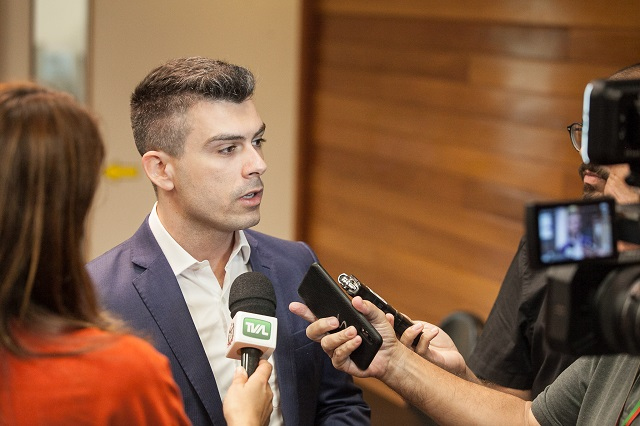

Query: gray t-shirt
left=532, top=354, right=640, bottom=425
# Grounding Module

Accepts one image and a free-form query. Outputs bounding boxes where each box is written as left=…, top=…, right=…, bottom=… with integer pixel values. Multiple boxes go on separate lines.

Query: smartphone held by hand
left=297, top=263, right=382, bottom=370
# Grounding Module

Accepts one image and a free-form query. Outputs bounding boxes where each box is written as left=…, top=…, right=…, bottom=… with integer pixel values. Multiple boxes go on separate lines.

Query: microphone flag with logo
left=226, top=271, right=277, bottom=376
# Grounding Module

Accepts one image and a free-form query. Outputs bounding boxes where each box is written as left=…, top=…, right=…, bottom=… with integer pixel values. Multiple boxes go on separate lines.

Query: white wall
left=0, top=0, right=301, bottom=259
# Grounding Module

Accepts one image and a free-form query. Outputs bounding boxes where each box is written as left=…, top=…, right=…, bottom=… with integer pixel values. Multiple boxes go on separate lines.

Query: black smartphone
left=525, top=197, right=617, bottom=267
left=297, top=262, right=382, bottom=370
left=337, top=273, right=421, bottom=347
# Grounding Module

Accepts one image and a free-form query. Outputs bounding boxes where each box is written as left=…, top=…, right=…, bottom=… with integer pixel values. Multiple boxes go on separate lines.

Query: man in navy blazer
left=87, top=57, right=370, bottom=425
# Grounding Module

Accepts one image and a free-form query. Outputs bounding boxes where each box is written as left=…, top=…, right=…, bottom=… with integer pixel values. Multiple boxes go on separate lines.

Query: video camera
left=525, top=78, right=640, bottom=356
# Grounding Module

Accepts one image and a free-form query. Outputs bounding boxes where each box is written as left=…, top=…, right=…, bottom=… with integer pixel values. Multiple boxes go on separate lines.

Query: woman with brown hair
left=0, top=82, right=272, bottom=425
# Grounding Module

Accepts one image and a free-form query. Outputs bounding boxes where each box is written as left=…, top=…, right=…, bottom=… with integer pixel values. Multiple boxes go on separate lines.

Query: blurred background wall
left=0, top=0, right=301, bottom=259
left=2, top=0, right=640, bottom=423
left=297, top=0, right=640, bottom=330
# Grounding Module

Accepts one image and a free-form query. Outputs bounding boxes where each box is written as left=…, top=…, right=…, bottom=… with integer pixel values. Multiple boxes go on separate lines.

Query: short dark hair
left=130, top=57, right=255, bottom=157
left=609, top=62, right=640, bottom=81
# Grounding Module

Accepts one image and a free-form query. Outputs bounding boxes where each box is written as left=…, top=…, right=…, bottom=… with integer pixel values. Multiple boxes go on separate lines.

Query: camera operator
left=459, top=63, right=640, bottom=401
left=386, top=63, right=640, bottom=402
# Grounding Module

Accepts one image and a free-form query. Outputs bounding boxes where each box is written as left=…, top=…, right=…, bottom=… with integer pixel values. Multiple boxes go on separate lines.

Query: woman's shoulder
left=31, top=327, right=173, bottom=387
left=83, top=329, right=170, bottom=377
left=3, top=327, right=188, bottom=425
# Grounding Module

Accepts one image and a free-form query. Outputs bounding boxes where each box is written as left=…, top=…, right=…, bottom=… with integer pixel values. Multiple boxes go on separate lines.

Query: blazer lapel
left=130, top=221, right=226, bottom=426
left=246, top=232, right=301, bottom=424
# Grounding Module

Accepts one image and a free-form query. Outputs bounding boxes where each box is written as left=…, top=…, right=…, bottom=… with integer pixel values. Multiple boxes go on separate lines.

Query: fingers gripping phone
left=297, top=263, right=382, bottom=370
left=337, top=273, right=422, bottom=347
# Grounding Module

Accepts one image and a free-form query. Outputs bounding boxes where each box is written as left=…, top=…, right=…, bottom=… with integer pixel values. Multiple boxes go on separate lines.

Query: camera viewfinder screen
left=537, top=200, right=615, bottom=265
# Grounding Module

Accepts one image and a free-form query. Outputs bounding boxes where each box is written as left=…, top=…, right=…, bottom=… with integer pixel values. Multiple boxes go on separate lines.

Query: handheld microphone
left=226, top=272, right=277, bottom=376
left=338, top=273, right=422, bottom=347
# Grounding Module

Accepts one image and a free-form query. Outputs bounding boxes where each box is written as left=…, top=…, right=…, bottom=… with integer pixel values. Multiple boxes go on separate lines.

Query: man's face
left=567, top=213, right=581, bottom=235
left=167, top=99, right=267, bottom=234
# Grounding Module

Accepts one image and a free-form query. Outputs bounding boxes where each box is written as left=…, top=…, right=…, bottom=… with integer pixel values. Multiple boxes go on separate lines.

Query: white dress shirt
left=148, top=203, right=283, bottom=424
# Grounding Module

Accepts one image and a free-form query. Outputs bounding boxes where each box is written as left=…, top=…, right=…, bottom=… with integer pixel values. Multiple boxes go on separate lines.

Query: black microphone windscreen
left=229, top=272, right=276, bottom=318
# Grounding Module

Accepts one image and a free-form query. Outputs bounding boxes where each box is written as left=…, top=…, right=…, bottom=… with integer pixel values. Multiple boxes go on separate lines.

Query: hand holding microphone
left=224, top=360, right=274, bottom=426
left=226, top=272, right=278, bottom=376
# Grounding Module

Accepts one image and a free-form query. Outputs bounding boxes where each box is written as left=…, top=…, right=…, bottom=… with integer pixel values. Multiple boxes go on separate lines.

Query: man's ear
left=141, top=151, right=175, bottom=191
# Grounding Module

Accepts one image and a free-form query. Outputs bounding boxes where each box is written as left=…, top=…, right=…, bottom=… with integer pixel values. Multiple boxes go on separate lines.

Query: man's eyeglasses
left=567, top=122, right=582, bottom=152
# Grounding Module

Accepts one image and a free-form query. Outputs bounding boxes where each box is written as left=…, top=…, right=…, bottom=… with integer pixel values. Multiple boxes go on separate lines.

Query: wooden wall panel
left=314, top=92, right=576, bottom=196
left=318, top=67, right=582, bottom=128
left=297, top=0, right=640, bottom=416
left=570, top=29, right=640, bottom=64
left=319, top=0, right=640, bottom=27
